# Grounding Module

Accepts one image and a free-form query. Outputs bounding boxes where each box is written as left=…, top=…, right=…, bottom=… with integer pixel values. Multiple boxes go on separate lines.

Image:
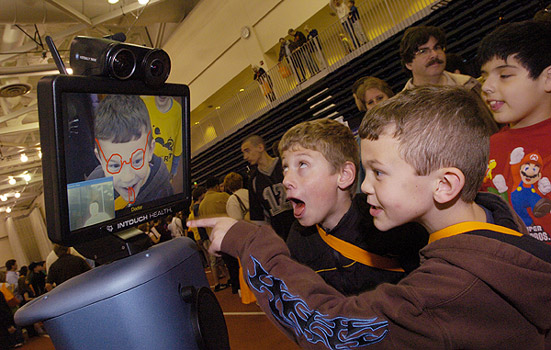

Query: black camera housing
left=70, top=36, right=171, bottom=87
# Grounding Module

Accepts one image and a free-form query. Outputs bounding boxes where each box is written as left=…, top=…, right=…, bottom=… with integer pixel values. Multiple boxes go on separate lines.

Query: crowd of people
left=187, top=11, right=551, bottom=349
left=250, top=0, right=378, bottom=107
left=0, top=251, right=87, bottom=348
left=0, top=209, right=187, bottom=348
left=3, top=4, right=551, bottom=349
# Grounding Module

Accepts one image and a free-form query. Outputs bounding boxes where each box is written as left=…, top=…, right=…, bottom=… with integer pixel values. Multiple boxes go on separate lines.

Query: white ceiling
left=0, top=0, right=200, bottom=213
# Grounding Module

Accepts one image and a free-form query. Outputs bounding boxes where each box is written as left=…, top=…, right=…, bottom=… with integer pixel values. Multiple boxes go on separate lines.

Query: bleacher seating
left=190, top=0, right=541, bottom=186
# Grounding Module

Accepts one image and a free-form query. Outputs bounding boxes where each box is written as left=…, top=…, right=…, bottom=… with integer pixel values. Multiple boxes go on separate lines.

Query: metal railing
left=191, top=0, right=439, bottom=155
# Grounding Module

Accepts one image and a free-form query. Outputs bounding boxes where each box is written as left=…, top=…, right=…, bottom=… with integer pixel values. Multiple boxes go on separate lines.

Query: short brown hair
left=359, top=86, right=493, bottom=202
left=242, top=134, right=265, bottom=148
left=279, top=118, right=359, bottom=195
left=95, top=95, right=151, bottom=143
left=224, top=172, right=243, bottom=193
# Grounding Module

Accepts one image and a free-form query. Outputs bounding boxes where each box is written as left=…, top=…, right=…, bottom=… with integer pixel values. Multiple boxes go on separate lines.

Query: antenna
left=45, top=36, right=68, bottom=75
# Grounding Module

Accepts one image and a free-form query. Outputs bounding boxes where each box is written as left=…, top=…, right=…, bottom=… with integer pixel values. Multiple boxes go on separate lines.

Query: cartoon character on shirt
left=490, top=148, right=551, bottom=227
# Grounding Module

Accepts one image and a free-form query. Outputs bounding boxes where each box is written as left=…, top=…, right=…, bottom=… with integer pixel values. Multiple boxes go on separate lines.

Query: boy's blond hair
left=279, top=118, right=359, bottom=195
left=359, top=86, right=493, bottom=202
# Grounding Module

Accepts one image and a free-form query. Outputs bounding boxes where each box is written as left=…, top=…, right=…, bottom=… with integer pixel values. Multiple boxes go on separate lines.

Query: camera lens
left=142, top=49, right=171, bottom=87
left=109, top=48, right=136, bottom=80
left=149, top=59, right=164, bottom=77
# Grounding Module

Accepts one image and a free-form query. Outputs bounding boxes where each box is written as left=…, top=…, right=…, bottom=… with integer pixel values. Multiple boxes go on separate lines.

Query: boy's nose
left=360, top=176, right=373, bottom=195
left=118, top=165, right=135, bottom=182
left=282, top=172, right=295, bottom=191
left=481, top=78, right=494, bottom=95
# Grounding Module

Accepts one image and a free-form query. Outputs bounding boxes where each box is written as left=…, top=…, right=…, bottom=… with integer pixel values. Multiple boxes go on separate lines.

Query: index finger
left=187, top=217, right=223, bottom=228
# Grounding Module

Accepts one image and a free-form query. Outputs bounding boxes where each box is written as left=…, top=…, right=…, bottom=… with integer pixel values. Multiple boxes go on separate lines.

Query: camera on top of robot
left=69, top=35, right=171, bottom=87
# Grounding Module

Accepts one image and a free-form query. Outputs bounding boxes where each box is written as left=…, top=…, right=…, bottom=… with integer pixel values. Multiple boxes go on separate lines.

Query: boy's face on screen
left=481, top=55, right=550, bottom=129
left=95, top=131, right=155, bottom=204
left=360, top=134, right=434, bottom=232
left=282, top=145, right=349, bottom=229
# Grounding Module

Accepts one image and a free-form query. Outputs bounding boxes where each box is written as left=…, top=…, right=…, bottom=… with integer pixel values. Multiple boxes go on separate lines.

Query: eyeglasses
left=414, top=44, right=445, bottom=57
left=96, top=131, right=151, bottom=175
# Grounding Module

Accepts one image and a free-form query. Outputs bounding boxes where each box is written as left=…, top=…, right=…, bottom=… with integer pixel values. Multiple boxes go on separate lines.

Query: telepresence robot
left=15, top=36, right=230, bottom=350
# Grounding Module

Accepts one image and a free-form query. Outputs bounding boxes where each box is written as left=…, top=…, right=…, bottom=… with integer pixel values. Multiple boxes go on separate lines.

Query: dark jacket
left=47, top=254, right=91, bottom=286
left=287, top=193, right=428, bottom=295
left=221, top=192, right=551, bottom=349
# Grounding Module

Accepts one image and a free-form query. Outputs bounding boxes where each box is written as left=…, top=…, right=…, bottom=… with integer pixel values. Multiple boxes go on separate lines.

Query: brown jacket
left=222, top=193, right=551, bottom=349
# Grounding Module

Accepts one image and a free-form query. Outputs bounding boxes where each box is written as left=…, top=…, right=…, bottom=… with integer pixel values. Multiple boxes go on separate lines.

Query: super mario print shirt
left=481, top=119, right=551, bottom=244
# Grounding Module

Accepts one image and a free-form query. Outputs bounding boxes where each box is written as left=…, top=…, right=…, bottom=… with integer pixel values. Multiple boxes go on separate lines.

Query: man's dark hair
left=53, top=244, right=71, bottom=258
left=192, top=186, right=206, bottom=201
left=205, top=177, right=219, bottom=190
left=534, top=4, right=551, bottom=22
left=477, top=20, right=551, bottom=79
left=399, top=26, right=446, bottom=66
left=242, top=134, right=266, bottom=148
left=5, top=259, right=16, bottom=271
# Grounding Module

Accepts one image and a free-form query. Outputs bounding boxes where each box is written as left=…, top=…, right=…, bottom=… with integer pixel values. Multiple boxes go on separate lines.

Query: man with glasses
left=399, top=26, right=480, bottom=93
left=88, top=95, right=173, bottom=210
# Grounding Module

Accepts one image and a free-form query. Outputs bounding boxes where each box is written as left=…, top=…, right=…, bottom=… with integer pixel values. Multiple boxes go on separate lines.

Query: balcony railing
left=191, top=0, right=440, bottom=155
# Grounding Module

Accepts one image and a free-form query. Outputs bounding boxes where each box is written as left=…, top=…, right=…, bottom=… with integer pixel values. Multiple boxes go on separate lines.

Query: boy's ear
left=337, top=161, right=356, bottom=191
left=147, top=137, right=156, bottom=161
left=542, top=65, right=551, bottom=92
left=433, top=167, right=465, bottom=204
left=94, top=147, right=102, bottom=163
left=405, top=62, right=413, bottom=71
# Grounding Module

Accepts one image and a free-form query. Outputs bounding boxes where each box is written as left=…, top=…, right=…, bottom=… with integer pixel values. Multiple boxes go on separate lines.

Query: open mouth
left=121, top=184, right=137, bottom=204
left=487, top=100, right=504, bottom=112
left=368, top=202, right=383, bottom=217
left=289, top=198, right=305, bottom=218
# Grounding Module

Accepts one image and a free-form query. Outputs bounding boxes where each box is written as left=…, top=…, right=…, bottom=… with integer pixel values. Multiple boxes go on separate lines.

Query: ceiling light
left=20, top=153, right=28, bottom=162
left=0, top=195, right=6, bottom=202
left=66, top=68, right=74, bottom=75
left=14, top=193, right=20, bottom=199
left=8, top=177, right=16, bottom=185
left=138, top=0, right=150, bottom=4
left=239, top=88, right=245, bottom=92
left=6, top=207, right=11, bottom=213
left=22, top=174, right=31, bottom=182
left=108, top=0, right=119, bottom=4
left=38, top=150, right=42, bottom=159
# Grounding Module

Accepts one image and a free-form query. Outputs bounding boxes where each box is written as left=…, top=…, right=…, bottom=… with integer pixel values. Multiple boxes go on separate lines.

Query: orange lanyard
left=316, top=225, right=405, bottom=272
left=429, top=221, right=523, bottom=244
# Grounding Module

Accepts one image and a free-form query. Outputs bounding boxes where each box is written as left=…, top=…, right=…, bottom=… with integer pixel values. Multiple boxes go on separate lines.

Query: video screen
left=62, top=92, right=185, bottom=232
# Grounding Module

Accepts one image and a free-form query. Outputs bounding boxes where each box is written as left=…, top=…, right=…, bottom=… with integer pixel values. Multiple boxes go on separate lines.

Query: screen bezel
left=38, top=75, right=190, bottom=247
